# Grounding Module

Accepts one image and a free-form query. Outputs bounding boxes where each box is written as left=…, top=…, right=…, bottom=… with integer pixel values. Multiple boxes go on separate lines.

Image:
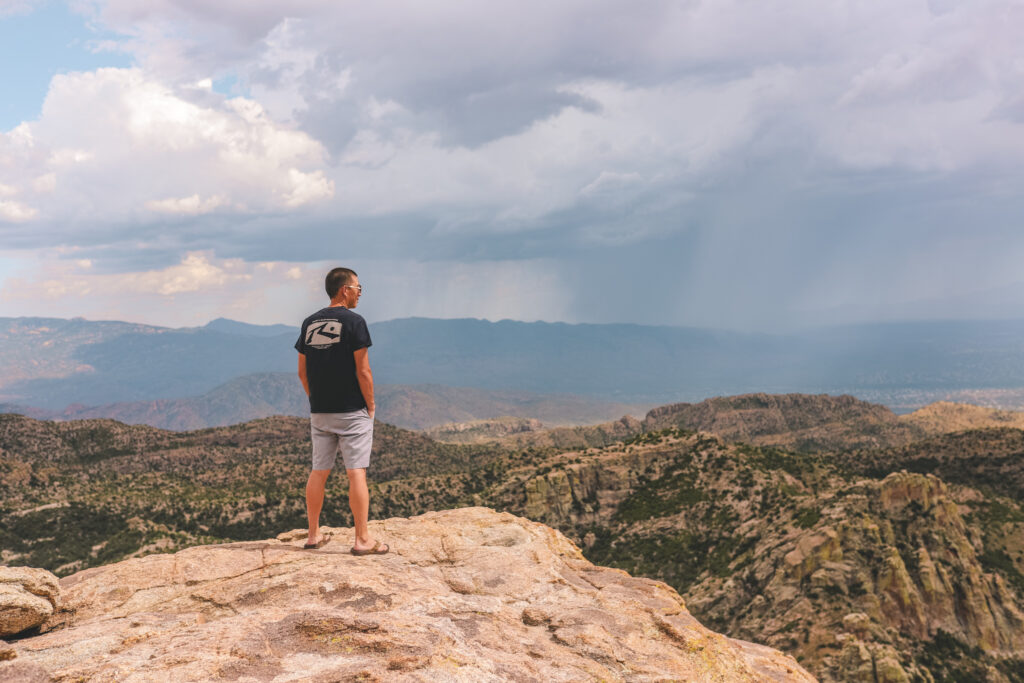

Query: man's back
left=295, top=306, right=372, bottom=414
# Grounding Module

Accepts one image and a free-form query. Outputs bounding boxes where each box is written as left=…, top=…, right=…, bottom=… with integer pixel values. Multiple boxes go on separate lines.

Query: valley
left=3, top=393, right=1024, bottom=680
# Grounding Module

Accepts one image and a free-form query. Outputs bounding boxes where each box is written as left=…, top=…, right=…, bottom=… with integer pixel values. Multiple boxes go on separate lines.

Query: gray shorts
left=310, top=409, right=374, bottom=471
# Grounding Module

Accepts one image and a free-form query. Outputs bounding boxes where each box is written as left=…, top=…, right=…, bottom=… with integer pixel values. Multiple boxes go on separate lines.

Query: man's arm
left=297, top=353, right=310, bottom=397
left=354, top=347, right=375, bottom=420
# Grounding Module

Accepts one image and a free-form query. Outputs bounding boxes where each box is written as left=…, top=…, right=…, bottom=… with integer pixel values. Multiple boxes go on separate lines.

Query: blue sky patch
left=0, top=1, right=131, bottom=131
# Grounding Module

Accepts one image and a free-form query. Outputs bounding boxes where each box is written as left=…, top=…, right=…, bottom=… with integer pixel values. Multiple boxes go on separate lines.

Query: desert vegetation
left=3, top=395, right=1024, bottom=681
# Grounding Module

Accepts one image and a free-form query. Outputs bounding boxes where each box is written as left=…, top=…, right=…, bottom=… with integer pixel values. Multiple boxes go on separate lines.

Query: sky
left=1, top=0, right=1023, bottom=331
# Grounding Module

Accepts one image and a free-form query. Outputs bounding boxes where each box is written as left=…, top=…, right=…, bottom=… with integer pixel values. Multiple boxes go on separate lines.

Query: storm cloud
left=1, top=0, right=1022, bottom=328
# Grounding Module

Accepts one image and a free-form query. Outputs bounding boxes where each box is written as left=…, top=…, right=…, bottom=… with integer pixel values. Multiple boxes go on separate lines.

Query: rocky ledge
left=3, top=507, right=815, bottom=682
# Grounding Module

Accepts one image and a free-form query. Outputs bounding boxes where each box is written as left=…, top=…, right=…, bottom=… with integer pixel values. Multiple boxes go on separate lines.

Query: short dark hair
left=325, top=267, right=357, bottom=299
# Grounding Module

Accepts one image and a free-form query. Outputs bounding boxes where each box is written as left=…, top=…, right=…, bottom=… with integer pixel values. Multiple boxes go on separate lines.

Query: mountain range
left=0, top=372, right=646, bottom=431
left=2, top=392, right=1023, bottom=681
left=7, top=316, right=1024, bottom=421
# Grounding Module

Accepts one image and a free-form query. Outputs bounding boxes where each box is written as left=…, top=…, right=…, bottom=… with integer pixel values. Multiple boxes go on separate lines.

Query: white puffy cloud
left=145, top=194, right=226, bottom=215
left=0, top=67, right=333, bottom=231
left=0, top=199, right=37, bottom=222
left=0, top=249, right=571, bottom=327
left=146, top=252, right=249, bottom=294
left=0, top=251, right=250, bottom=298
left=0, top=250, right=310, bottom=326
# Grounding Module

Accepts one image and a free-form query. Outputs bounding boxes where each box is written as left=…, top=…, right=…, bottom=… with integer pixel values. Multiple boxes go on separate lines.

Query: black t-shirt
left=295, top=306, right=372, bottom=413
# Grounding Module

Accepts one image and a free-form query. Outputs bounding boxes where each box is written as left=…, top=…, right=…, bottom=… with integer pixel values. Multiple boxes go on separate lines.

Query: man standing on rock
left=295, top=267, right=389, bottom=555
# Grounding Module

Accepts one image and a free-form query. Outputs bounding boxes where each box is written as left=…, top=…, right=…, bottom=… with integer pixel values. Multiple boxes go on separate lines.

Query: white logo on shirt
left=306, top=320, right=342, bottom=349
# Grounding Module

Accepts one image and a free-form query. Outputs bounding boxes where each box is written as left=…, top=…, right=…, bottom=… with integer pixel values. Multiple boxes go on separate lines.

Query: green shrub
left=794, top=508, right=821, bottom=529
left=979, top=548, right=1024, bottom=592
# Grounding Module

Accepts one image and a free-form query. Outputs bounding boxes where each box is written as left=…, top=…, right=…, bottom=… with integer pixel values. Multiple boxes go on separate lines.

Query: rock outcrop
left=3, top=507, right=814, bottom=682
left=683, top=470, right=1024, bottom=681
left=441, top=415, right=644, bottom=450
left=426, top=416, right=547, bottom=443
left=481, top=428, right=1024, bottom=680
left=0, top=567, right=60, bottom=637
left=901, top=400, right=1024, bottom=433
left=643, top=393, right=922, bottom=452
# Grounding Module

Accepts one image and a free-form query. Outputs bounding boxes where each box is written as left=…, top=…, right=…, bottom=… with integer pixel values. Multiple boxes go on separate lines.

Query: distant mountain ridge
left=643, top=393, right=917, bottom=452
left=200, top=317, right=295, bottom=337
left=433, top=392, right=1024, bottom=455
left=645, top=393, right=1024, bottom=452
left=0, top=373, right=646, bottom=431
left=7, top=315, right=1024, bottom=413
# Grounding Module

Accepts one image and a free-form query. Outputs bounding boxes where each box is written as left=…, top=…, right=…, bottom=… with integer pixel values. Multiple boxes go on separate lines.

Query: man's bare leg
left=347, top=468, right=387, bottom=551
left=306, top=469, right=331, bottom=544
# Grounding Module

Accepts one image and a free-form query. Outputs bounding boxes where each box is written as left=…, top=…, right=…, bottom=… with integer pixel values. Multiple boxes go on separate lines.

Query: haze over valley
left=7, top=315, right=1024, bottom=431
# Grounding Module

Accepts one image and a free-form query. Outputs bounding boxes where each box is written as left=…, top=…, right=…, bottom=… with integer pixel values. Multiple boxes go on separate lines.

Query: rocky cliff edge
left=2, top=507, right=815, bottom=682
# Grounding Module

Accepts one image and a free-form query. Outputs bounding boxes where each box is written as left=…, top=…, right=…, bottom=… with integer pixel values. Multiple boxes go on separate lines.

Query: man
left=295, top=267, right=388, bottom=555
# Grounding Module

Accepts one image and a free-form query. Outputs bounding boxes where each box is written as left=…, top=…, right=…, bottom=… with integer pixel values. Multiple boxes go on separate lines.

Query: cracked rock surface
left=7, top=507, right=815, bottom=682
